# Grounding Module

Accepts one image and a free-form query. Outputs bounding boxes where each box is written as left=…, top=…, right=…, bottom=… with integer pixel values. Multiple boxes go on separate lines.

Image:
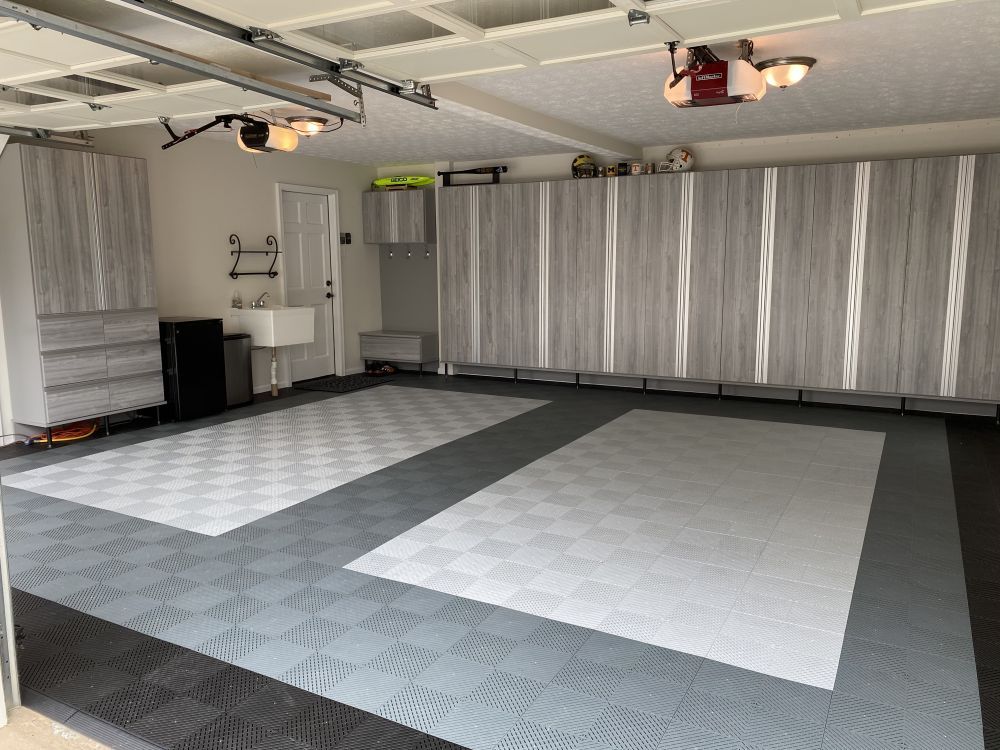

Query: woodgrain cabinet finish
left=109, top=374, right=164, bottom=412
left=721, top=169, right=766, bottom=383
left=855, top=159, right=913, bottom=394
left=436, top=152, right=1000, bottom=404
left=685, top=170, right=729, bottom=381
left=897, top=157, right=961, bottom=396
left=21, top=146, right=101, bottom=314
left=93, top=153, right=156, bottom=311
left=955, top=154, right=1000, bottom=400
left=0, top=144, right=164, bottom=427
left=363, top=189, right=436, bottom=244
left=437, top=187, right=475, bottom=362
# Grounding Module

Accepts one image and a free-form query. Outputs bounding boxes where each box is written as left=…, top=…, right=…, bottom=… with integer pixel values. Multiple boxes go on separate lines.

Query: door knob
left=326, top=280, right=332, bottom=287
left=326, top=292, right=334, bottom=299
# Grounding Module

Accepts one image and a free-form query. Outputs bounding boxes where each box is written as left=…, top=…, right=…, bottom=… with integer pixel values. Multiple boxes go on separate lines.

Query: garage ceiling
left=0, top=0, right=993, bottom=164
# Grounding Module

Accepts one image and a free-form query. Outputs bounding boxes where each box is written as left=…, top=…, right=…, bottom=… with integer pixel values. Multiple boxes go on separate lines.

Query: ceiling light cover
left=286, top=115, right=328, bottom=135
left=756, top=57, right=816, bottom=88
left=237, top=121, right=299, bottom=152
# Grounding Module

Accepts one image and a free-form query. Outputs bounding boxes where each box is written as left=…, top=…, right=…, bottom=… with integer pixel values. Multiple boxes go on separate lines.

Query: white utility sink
left=233, top=305, right=315, bottom=348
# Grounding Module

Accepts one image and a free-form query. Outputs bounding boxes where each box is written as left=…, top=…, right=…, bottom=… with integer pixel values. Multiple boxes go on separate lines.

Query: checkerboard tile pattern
left=348, top=409, right=885, bottom=689
left=2, top=387, right=544, bottom=536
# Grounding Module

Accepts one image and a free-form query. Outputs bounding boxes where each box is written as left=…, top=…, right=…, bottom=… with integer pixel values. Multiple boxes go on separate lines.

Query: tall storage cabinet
left=0, top=144, right=164, bottom=429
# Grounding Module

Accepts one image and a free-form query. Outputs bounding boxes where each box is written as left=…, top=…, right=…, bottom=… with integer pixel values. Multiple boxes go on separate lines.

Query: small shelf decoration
left=229, top=234, right=280, bottom=279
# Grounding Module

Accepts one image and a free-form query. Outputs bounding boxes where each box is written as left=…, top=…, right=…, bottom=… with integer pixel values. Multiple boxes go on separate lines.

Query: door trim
left=275, top=183, right=346, bottom=378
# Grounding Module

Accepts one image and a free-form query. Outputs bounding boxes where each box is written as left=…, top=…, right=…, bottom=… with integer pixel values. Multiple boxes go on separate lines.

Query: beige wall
left=90, top=126, right=381, bottom=388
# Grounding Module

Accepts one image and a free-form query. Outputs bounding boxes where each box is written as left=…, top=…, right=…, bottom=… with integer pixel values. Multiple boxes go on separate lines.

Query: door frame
left=275, top=183, right=346, bottom=378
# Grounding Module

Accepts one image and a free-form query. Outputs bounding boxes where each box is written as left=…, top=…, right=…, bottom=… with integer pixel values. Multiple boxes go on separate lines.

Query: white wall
left=644, top=117, right=1000, bottom=171
left=91, top=126, right=381, bottom=389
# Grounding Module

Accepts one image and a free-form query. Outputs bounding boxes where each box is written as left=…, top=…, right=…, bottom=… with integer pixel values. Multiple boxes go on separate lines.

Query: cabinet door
left=395, top=190, right=429, bottom=243
left=804, top=163, right=856, bottom=390
left=546, top=180, right=578, bottom=371
left=640, top=174, right=683, bottom=377
left=477, top=183, right=514, bottom=365
left=437, top=188, right=476, bottom=362
left=721, top=169, right=767, bottom=383
left=362, top=191, right=389, bottom=244
left=21, top=146, right=100, bottom=314
left=898, top=157, right=961, bottom=396
left=854, top=159, right=913, bottom=393
left=93, top=153, right=156, bottom=310
left=765, top=165, right=815, bottom=387
left=685, top=170, right=728, bottom=380
left=613, top=175, right=651, bottom=375
left=511, top=182, right=542, bottom=369
left=955, top=154, right=1000, bottom=400
left=576, top=179, right=610, bottom=373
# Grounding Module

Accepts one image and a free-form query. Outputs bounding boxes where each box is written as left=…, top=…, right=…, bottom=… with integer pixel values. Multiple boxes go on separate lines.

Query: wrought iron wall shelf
left=229, top=234, right=280, bottom=279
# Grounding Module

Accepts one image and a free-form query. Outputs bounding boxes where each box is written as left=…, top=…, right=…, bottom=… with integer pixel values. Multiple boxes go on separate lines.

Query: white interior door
left=282, top=190, right=339, bottom=381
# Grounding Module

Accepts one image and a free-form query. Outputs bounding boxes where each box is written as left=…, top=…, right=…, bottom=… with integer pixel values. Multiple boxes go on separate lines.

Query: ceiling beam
left=0, top=1, right=363, bottom=122
left=104, top=0, right=437, bottom=110
left=434, top=82, right=642, bottom=159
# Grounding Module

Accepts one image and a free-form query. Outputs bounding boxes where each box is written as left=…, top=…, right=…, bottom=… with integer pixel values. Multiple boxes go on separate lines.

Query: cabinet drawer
left=104, top=309, right=158, bottom=345
left=361, top=335, right=423, bottom=361
left=107, top=341, right=161, bottom=378
left=45, top=382, right=109, bottom=424
left=41, top=349, right=108, bottom=387
left=38, top=314, right=105, bottom=352
left=110, top=373, right=163, bottom=411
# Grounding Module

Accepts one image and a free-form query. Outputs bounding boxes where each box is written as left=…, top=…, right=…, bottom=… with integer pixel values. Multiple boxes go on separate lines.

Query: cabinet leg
left=900, top=397, right=906, bottom=416
left=45, top=427, right=53, bottom=449
left=419, top=362, right=423, bottom=378
left=996, top=404, right=999, bottom=426
left=575, top=373, right=580, bottom=390
left=270, top=347, right=279, bottom=397
left=103, top=416, right=111, bottom=436
left=642, top=378, right=647, bottom=395
left=156, top=406, right=161, bottom=426
left=513, top=368, right=518, bottom=384
left=797, top=389, right=803, bottom=408
left=717, top=384, right=723, bottom=400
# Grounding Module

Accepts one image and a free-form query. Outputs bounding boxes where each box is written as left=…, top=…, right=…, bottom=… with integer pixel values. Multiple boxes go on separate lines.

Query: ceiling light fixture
left=627, top=9, right=651, bottom=26
left=236, top=120, right=298, bottom=153
left=755, top=56, right=817, bottom=88
left=285, top=115, right=329, bottom=135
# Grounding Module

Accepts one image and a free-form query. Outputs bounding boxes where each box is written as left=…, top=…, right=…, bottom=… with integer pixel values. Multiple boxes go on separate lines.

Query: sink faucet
left=252, top=292, right=270, bottom=309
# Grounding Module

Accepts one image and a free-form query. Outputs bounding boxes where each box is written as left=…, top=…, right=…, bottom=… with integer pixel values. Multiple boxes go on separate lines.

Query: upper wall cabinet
left=19, top=145, right=155, bottom=314
left=363, top=189, right=436, bottom=244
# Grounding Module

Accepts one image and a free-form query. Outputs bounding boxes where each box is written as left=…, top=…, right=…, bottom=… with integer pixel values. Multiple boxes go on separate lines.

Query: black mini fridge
left=159, top=317, right=227, bottom=421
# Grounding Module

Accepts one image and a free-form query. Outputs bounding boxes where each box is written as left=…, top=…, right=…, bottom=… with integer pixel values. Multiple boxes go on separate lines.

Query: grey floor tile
left=432, top=700, right=519, bottom=750
left=522, top=684, right=607, bottom=736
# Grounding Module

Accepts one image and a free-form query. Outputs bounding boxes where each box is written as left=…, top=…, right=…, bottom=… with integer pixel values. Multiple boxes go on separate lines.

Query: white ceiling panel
left=0, top=51, right=61, bottom=84
left=503, top=17, right=666, bottom=64
left=186, top=0, right=397, bottom=27
left=658, top=0, right=840, bottom=42
left=0, top=109, right=104, bottom=130
left=361, top=42, right=526, bottom=80
left=25, top=101, right=160, bottom=127
left=0, top=25, right=136, bottom=68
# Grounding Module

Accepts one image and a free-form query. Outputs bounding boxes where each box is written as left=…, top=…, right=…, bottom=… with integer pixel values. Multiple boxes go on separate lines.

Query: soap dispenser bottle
left=232, top=290, right=243, bottom=309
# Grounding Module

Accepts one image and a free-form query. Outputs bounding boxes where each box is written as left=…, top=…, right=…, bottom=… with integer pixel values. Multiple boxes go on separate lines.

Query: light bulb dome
left=286, top=115, right=329, bottom=135
left=755, top=56, right=816, bottom=88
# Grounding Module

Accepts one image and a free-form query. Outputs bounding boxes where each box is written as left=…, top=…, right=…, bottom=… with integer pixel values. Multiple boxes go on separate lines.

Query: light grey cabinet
left=804, top=162, right=856, bottom=390
left=955, top=153, right=1000, bottom=400
left=435, top=154, right=1000, bottom=405
left=437, top=187, right=475, bottom=363
left=0, top=144, right=164, bottom=428
left=898, top=156, right=961, bottom=396
left=21, top=146, right=101, bottom=315
left=855, top=159, right=913, bottom=394
left=766, top=165, right=816, bottom=387
left=477, top=183, right=514, bottom=366
left=511, top=182, right=542, bottom=369
left=93, top=154, right=156, bottom=311
left=685, top=170, right=728, bottom=381
left=721, top=169, right=767, bottom=383
left=613, top=175, right=653, bottom=375
left=546, top=180, right=579, bottom=371
left=363, top=189, right=436, bottom=244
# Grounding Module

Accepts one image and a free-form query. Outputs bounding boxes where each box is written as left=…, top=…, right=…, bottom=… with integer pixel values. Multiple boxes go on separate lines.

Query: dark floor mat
left=293, top=374, right=393, bottom=393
